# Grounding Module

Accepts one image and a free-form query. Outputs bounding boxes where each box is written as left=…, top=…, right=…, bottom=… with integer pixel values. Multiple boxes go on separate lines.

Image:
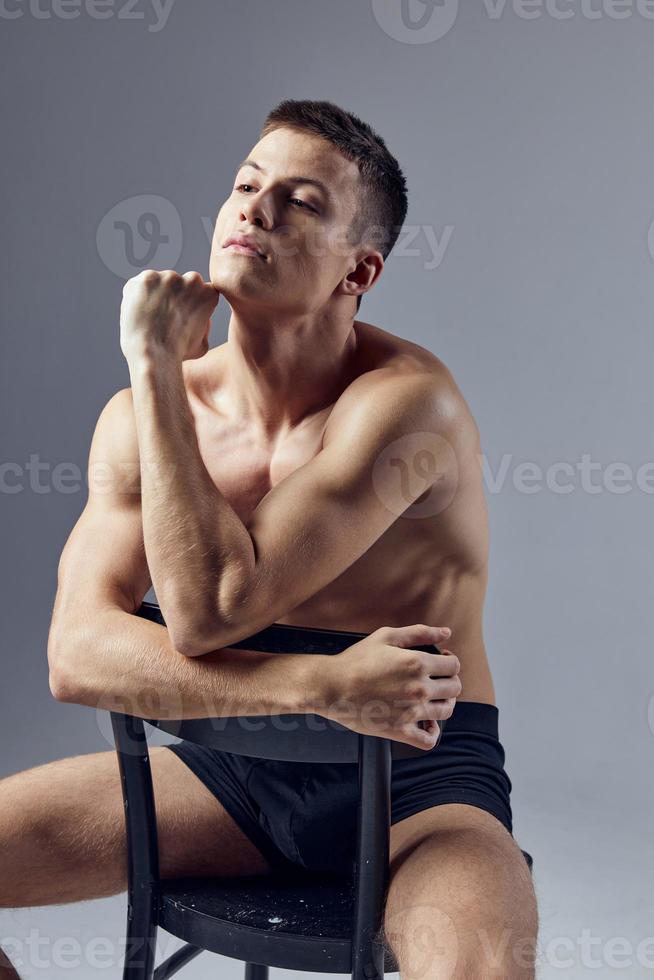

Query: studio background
left=1, top=0, right=651, bottom=976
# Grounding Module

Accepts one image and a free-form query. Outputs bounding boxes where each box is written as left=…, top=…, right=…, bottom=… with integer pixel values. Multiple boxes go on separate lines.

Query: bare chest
left=188, top=398, right=325, bottom=525
left=186, top=393, right=448, bottom=631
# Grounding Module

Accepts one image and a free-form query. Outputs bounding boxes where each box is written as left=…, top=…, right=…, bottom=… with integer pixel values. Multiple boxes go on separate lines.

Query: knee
left=384, top=890, right=539, bottom=980
left=459, top=905, right=539, bottom=979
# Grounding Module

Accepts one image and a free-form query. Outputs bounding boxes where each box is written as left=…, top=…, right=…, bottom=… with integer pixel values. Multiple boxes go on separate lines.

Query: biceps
left=243, top=472, right=396, bottom=624
left=54, top=502, right=151, bottom=628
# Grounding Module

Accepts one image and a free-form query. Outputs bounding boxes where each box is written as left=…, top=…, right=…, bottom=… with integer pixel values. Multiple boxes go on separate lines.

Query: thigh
left=385, top=804, right=538, bottom=977
left=0, top=746, right=275, bottom=886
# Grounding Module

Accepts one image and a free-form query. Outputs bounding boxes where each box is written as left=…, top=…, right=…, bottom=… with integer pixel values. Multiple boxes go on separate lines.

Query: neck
left=221, top=307, right=360, bottom=440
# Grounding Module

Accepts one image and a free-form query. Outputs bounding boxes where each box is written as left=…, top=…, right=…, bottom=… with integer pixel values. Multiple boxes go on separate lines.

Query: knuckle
left=443, top=699, right=456, bottom=719
left=406, top=680, right=429, bottom=701
left=406, top=655, right=424, bottom=678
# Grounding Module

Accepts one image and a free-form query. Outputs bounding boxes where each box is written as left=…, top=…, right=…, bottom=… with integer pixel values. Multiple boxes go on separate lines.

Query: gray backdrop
left=1, top=1, right=652, bottom=977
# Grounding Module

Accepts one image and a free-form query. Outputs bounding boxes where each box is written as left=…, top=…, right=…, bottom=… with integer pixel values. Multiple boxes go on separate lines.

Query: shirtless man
left=0, top=99, right=539, bottom=979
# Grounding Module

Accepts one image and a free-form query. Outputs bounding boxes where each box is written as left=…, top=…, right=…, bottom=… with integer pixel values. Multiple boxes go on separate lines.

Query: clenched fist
left=120, top=269, right=220, bottom=364
left=322, top=624, right=461, bottom=751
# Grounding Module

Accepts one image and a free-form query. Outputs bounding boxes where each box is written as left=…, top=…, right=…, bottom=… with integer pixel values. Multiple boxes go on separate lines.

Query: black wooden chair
left=110, top=600, right=534, bottom=980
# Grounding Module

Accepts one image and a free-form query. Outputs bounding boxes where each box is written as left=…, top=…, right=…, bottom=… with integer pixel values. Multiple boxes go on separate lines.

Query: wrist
left=297, top=653, right=341, bottom=718
left=126, top=345, right=181, bottom=377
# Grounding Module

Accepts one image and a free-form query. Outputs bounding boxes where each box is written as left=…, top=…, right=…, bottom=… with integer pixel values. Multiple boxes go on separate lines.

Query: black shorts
left=163, top=700, right=518, bottom=877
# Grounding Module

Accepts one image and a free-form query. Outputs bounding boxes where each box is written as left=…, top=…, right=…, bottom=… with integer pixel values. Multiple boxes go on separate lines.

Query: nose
left=239, top=190, right=272, bottom=230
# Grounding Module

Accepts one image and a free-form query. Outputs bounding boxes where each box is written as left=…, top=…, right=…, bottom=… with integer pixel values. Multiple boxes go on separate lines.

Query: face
left=209, top=126, right=377, bottom=315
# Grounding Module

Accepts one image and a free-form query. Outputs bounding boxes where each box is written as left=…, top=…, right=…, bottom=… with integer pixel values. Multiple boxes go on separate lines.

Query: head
left=209, top=99, right=408, bottom=319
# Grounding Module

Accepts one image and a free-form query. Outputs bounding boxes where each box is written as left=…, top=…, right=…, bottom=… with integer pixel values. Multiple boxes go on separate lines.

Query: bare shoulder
left=329, top=320, right=479, bottom=445
left=88, top=386, right=141, bottom=496
left=96, top=359, right=224, bottom=496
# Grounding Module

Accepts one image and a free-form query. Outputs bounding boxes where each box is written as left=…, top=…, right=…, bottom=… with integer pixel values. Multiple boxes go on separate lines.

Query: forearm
left=127, top=355, right=253, bottom=648
left=55, top=608, right=332, bottom=721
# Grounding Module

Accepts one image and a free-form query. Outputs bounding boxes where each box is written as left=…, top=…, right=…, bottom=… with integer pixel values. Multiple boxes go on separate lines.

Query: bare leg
left=0, top=947, right=20, bottom=979
left=0, top=746, right=274, bottom=975
left=385, top=804, right=539, bottom=979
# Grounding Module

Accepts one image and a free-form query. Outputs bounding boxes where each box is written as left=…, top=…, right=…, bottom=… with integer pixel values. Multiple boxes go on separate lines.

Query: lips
left=223, top=235, right=266, bottom=258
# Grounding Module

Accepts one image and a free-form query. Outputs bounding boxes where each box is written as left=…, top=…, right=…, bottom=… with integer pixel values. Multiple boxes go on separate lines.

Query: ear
left=338, top=251, right=384, bottom=302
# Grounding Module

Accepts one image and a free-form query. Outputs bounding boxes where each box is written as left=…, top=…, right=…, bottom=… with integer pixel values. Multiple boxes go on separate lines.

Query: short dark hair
left=260, top=99, right=408, bottom=314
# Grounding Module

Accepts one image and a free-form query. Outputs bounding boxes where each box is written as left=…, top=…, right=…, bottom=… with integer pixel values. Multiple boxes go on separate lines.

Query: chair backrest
left=111, top=600, right=443, bottom=978
left=137, top=600, right=445, bottom=762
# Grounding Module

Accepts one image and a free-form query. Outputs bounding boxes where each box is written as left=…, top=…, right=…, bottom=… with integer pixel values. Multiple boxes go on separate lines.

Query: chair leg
left=153, top=943, right=204, bottom=979
left=121, top=908, right=158, bottom=979
left=110, top=712, right=160, bottom=980
left=245, top=964, right=269, bottom=980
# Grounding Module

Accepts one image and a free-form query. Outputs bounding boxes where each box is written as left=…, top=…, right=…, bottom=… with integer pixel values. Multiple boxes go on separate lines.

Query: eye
left=235, top=184, right=315, bottom=212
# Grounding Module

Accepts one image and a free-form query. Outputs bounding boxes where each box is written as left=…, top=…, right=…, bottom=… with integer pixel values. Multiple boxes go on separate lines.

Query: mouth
left=223, top=237, right=267, bottom=260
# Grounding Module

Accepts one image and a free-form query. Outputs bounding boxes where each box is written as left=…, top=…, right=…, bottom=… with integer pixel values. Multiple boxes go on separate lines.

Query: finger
left=418, top=718, right=441, bottom=739
left=419, top=719, right=443, bottom=748
left=421, top=651, right=461, bottom=677
left=382, top=623, right=451, bottom=649
left=425, top=674, right=462, bottom=701
left=401, top=695, right=455, bottom=727
left=409, top=723, right=439, bottom=750
left=418, top=696, right=458, bottom=721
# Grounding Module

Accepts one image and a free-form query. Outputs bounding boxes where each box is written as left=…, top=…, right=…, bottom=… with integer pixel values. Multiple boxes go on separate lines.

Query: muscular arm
left=47, top=390, right=335, bottom=719
left=52, top=603, right=328, bottom=721
left=126, top=353, right=458, bottom=657
left=126, top=354, right=253, bottom=655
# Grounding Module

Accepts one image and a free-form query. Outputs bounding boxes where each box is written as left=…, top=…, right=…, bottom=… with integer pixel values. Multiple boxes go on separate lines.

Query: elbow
left=47, top=629, right=86, bottom=703
left=170, top=633, right=207, bottom=658
left=166, top=613, right=223, bottom=658
left=169, top=618, right=237, bottom=657
left=168, top=611, right=256, bottom=659
left=167, top=570, right=256, bottom=657
left=49, top=667, right=77, bottom=702
left=48, top=653, right=83, bottom=702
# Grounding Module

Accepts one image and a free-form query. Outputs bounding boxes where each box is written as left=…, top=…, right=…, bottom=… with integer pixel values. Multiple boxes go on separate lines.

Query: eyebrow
left=236, top=158, right=334, bottom=205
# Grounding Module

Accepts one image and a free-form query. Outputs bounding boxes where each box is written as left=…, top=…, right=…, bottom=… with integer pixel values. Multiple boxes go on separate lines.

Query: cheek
left=212, top=201, right=234, bottom=241
left=211, top=215, right=225, bottom=250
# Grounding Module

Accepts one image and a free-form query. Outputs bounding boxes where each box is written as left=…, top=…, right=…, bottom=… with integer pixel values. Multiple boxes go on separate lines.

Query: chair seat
left=158, top=850, right=533, bottom=975
left=158, top=868, right=399, bottom=974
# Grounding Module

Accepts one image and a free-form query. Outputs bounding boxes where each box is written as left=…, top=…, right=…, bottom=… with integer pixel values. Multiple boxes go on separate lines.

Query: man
left=0, top=99, right=538, bottom=979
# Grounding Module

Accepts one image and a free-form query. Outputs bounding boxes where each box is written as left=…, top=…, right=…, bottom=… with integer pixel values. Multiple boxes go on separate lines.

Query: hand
left=120, top=269, right=220, bottom=364
left=322, top=624, right=461, bottom=751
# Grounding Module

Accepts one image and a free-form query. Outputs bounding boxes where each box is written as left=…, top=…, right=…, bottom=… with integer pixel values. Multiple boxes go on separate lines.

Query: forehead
left=240, top=127, right=361, bottom=212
